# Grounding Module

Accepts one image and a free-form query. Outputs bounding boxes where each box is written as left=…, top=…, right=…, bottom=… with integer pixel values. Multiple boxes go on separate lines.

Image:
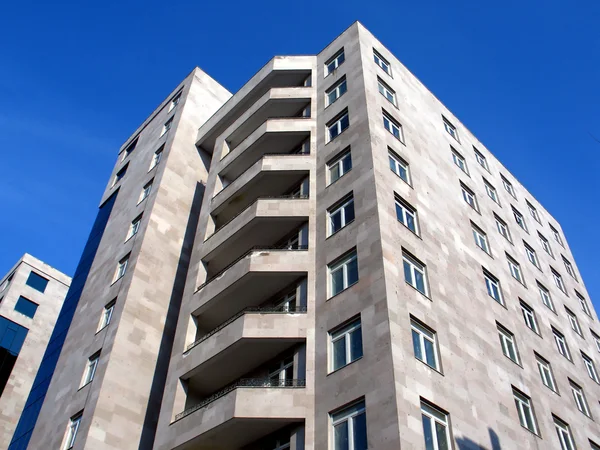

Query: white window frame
left=472, top=224, right=490, bottom=255
left=498, top=324, right=520, bottom=364
left=99, top=300, right=115, bottom=331
left=373, top=49, right=391, bottom=76
left=520, top=301, right=539, bottom=334
left=452, top=149, right=468, bottom=174
left=570, top=380, right=591, bottom=417
left=395, top=196, right=418, bottom=234
left=403, top=253, right=428, bottom=296
left=327, top=111, right=350, bottom=142
left=461, top=183, right=478, bottom=211
left=554, top=417, right=575, bottom=450
left=550, top=225, right=564, bottom=247
left=539, top=232, right=553, bottom=257
left=377, top=78, right=396, bottom=106
left=388, top=149, right=410, bottom=184
left=149, top=145, right=163, bottom=171
left=592, top=330, right=600, bottom=353
left=484, top=270, right=503, bottom=304
left=330, top=400, right=366, bottom=450
left=268, top=356, right=294, bottom=384
left=126, top=215, right=142, bottom=241
left=121, top=137, right=138, bottom=161
left=64, top=412, right=83, bottom=450
left=112, top=164, right=128, bottom=187
left=327, top=195, right=355, bottom=236
left=474, top=148, right=489, bottom=171
left=562, top=257, right=577, bottom=280
left=553, top=328, right=571, bottom=361
left=524, top=243, right=540, bottom=269
left=327, top=149, right=352, bottom=185
left=411, top=319, right=440, bottom=371
left=442, top=117, right=459, bottom=141
left=566, top=308, right=583, bottom=337
left=513, top=207, right=527, bottom=232
left=168, top=93, right=181, bottom=112
left=139, top=179, right=153, bottom=204
left=582, top=352, right=600, bottom=383
left=507, top=254, right=525, bottom=285
left=538, top=282, right=555, bottom=311
left=328, top=250, right=359, bottom=297
left=527, top=201, right=541, bottom=223
left=501, top=175, right=516, bottom=198
left=536, top=354, right=557, bottom=392
left=81, top=352, right=100, bottom=387
left=576, top=291, right=592, bottom=317
left=495, top=216, right=512, bottom=242
left=421, top=401, right=451, bottom=450
left=484, top=179, right=500, bottom=204
left=325, top=77, right=348, bottom=107
left=552, top=269, right=566, bottom=293
left=114, top=255, right=129, bottom=283
left=325, top=49, right=345, bottom=77
left=161, top=116, right=174, bottom=136
left=513, top=389, right=538, bottom=434
left=330, top=318, right=363, bottom=372
left=383, top=111, right=403, bottom=142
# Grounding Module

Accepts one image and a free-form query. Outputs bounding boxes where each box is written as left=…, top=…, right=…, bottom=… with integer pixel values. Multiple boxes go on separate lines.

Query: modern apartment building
left=0, top=254, right=70, bottom=449
left=12, top=22, right=600, bottom=450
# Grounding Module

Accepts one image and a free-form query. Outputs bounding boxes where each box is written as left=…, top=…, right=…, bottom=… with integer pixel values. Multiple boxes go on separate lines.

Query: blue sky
left=1, top=0, right=598, bottom=308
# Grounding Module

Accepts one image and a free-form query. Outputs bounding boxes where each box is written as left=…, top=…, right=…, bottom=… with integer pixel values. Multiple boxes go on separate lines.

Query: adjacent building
left=12, top=22, right=600, bottom=450
left=0, top=254, right=70, bottom=449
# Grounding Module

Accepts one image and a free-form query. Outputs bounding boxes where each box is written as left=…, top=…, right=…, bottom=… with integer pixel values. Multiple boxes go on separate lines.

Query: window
left=327, top=149, right=352, bottom=185
left=328, top=195, right=355, bottom=236
left=99, top=300, right=115, bottom=331
left=0, top=275, right=11, bottom=293
left=14, top=296, right=38, bottom=319
left=326, top=77, right=348, bottom=107
left=501, top=175, right=516, bottom=198
left=269, top=356, right=294, bottom=384
left=472, top=223, right=490, bottom=255
left=570, top=379, right=591, bottom=417
left=373, top=49, right=391, bottom=75
left=388, top=149, right=410, bottom=184
left=64, top=412, right=83, bottom=450
left=161, top=116, right=174, bottom=136
left=536, top=353, right=557, bottom=392
left=527, top=201, right=541, bottom=223
left=114, top=254, right=130, bottom=282
left=452, top=149, right=468, bottom=174
left=377, top=78, right=396, bottom=105
left=403, top=252, right=428, bottom=296
left=497, top=323, right=520, bottom=364
left=484, top=178, right=500, bottom=204
left=524, top=242, right=540, bottom=269
left=395, top=196, right=418, bottom=234
left=382, top=111, right=403, bottom=141
left=112, top=164, right=128, bottom=187
left=550, top=225, right=564, bottom=247
left=331, top=400, right=367, bottom=450
left=566, top=308, right=582, bottom=337
left=552, top=268, right=566, bottom=293
left=512, top=388, right=538, bottom=434
left=582, top=352, right=599, bottom=383
left=553, top=328, right=571, bottom=361
left=325, top=49, right=345, bottom=76
left=121, top=137, right=138, bottom=160
left=461, top=183, right=478, bottom=211
left=495, top=215, right=512, bottom=242
left=330, top=318, right=363, bottom=371
left=592, top=330, right=600, bottom=353
left=26, top=272, right=49, bottom=293
left=81, top=351, right=100, bottom=386
left=553, top=416, right=575, bottom=450
left=591, top=440, right=600, bottom=450
left=512, top=207, right=527, bottom=232
left=421, top=401, right=451, bottom=450
left=576, top=291, right=592, bottom=317
left=149, top=145, right=164, bottom=170
left=538, top=282, right=555, bottom=311
left=474, top=148, right=489, bottom=171
left=327, top=110, right=350, bottom=142
left=411, top=319, right=440, bottom=370
left=329, top=250, right=359, bottom=297
left=126, top=214, right=142, bottom=241
left=484, top=270, right=503, bottom=304
left=562, top=257, right=577, bottom=280
left=520, top=300, right=539, bottom=334
left=139, top=179, right=153, bottom=204
left=442, top=116, right=459, bottom=141
left=539, top=232, right=553, bottom=257
left=507, top=254, right=524, bottom=285
left=168, top=92, right=181, bottom=112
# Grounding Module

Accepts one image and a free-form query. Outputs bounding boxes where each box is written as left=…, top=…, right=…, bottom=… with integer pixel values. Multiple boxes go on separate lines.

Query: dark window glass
left=25, top=272, right=48, bottom=293
left=0, top=317, right=28, bottom=396
left=14, top=297, right=38, bottom=319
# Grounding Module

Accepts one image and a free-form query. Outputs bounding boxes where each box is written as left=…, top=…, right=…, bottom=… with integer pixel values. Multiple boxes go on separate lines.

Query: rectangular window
left=149, top=145, right=164, bottom=170
left=403, top=252, right=428, bottom=296
left=552, top=268, right=566, bottom=293
left=501, top=175, right=516, bottom=198
left=0, top=274, right=12, bottom=293
left=484, top=270, right=503, bottom=304
left=373, top=49, right=391, bottom=76
left=495, top=215, right=512, bottom=243
left=562, top=256, right=577, bottom=280
left=383, top=111, right=403, bottom=141
left=328, top=195, right=355, bottom=236
left=592, top=330, right=600, bottom=353
left=114, top=254, right=130, bottom=283
left=99, top=300, right=115, bottom=331
left=484, top=178, right=500, bottom=204
left=377, top=78, right=396, bottom=105
left=14, top=296, right=38, bottom=319
left=520, top=300, right=539, bottom=334
left=327, top=148, right=352, bottom=185
left=330, top=318, right=363, bottom=371
left=325, top=49, right=345, bottom=77
left=472, top=223, right=490, bottom=255
left=26, top=272, right=49, bottom=293
left=443, top=116, right=459, bottom=141
left=121, top=137, right=138, bottom=160
left=139, top=179, right=153, bottom=204
left=553, top=416, right=575, bottom=450
left=411, top=319, right=440, bottom=371
left=474, top=147, right=489, bottom=171
left=395, top=196, right=418, bottom=234
left=512, top=388, right=538, bottom=434
left=576, top=291, right=592, bottom=317
left=539, top=232, right=553, bottom=257
left=569, top=379, right=591, bottom=417
left=524, top=242, right=540, bottom=269
left=112, top=164, right=128, bottom=187
left=461, top=183, right=478, bottom=211
left=326, top=77, right=348, bottom=107
left=497, top=323, right=520, bottom=364
left=550, top=225, right=564, bottom=247
left=512, top=207, right=527, bottom=232
left=452, top=148, right=468, bottom=174
left=507, top=254, right=524, bottom=285
left=161, top=116, right=174, bottom=136
left=81, top=351, right=100, bottom=386
left=327, top=110, right=350, bottom=142
left=329, top=250, right=359, bottom=297
left=126, top=214, right=142, bottom=241
left=388, top=149, right=410, bottom=184
left=566, top=308, right=583, bottom=337
left=536, top=353, right=557, bottom=392
left=582, top=352, right=599, bottom=383
left=168, top=92, right=181, bottom=112
left=527, top=201, right=541, bottom=223
left=331, top=400, right=367, bottom=450
left=538, top=282, right=554, bottom=311
left=421, top=401, right=451, bottom=450
left=553, top=328, right=571, bottom=361
left=64, top=412, right=83, bottom=450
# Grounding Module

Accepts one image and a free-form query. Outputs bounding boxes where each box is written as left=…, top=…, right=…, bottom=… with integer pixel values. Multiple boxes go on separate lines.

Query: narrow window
left=582, top=352, right=599, bottom=383
left=527, top=201, right=541, bottom=223
left=472, top=223, right=490, bottom=255
left=562, top=256, right=577, bottom=281
left=149, top=145, right=164, bottom=171
left=507, top=254, right=525, bottom=285
left=373, top=49, right=391, bottom=76
left=395, top=196, right=418, bottom=234
left=539, top=232, right=553, bottom=257
left=484, top=270, right=503, bottom=304
left=501, top=175, right=516, bottom=198
left=99, top=300, right=116, bottom=331
left=569, top=379, right=591, bottom=417
left=161, top=116, right=174, bottom=136
left=497, top=323, right=520, bottom=364
left=26, top=272, right=49, bottom=293
left=592, top=330, right=600, bottom=353
left=331, top=400, right=367, bottom=450
left=388, top=149, right=410, bottom=184
left=520, top=300, right=539, bottom=334
left=64, top=412, right=83, bottom=450
left=403, top=252, right=428, bottom=296
left=327, top=194, right=355, bottom=236
left=552, top=328, right=571, bottom=361
left=538, top=282, right=554, bottom=311
left=325, top=77, right=348, bottom=107
left=536, top=353, right=557, bottom=392
left=474, top=147, right=489, bottom=171
left=114, top=254, right=130, bottom=283
left=139, top=179, right=153, bottom=204
left=442, top=116, right=459, bottom=141
left=552, top=268, right=566, bottom=294
left=112, top=164, right=128, bottom=187
left=421, top=401, right=451, bottom=450
left=330, top=318, right=363, bottom=371
left=452, top=148, right=468, bottom=174
left=327, top=110, right=350, bottom=142
left=377, top=78, right=396, bottom=105
left=168, top=92, right=181, bottom=112
left=495, top=215, right=512, bottom=243
left=126, top=214, right=143, bottom=241
left=327, top=148, right=352, bottom=185
left=14, top=296, right=38, bottom=319
left=553, top=416, right=575, bottom=450
left=565, top=307, right=582, bottom=337
left=484, top=178, right=500, bottom=204
left=382, top=111, right=403, bottom=142
left=461, top=183, right=478, bottom=211
left=268, top=356, right=294, bottom=385
left=81, top=351, right=100, bottom=386
left=512, top=388, right=538, bottom=434
left=512, top=207, right=527, bottom=232
left=550, top=225, right=564, bottom=247
left=325, top=49, right=345, bottom=77
left=411, top=319, right=440, bottom=371
left=328, top=250, right=359, bottom=297
left=576, top=291, right=592, bottom=317
left=524, top=242, right=540, bottom=269
left=121, top=137, right=138, bottom=160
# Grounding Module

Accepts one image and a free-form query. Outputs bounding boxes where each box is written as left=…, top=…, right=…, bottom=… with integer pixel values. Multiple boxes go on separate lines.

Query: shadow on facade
left=456, top=428, right=502, bottom=450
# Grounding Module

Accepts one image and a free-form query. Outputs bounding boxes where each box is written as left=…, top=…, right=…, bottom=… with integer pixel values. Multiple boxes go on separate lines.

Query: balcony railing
left=195, top=245, right=309, bottom=294
left=174, top=378, right=306, bottom=422
left=185, top=306, right=307, bottom=353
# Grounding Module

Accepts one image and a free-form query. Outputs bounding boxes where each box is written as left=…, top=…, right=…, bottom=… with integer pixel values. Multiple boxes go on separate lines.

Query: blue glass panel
left=25, top=273, right=48, bottom=293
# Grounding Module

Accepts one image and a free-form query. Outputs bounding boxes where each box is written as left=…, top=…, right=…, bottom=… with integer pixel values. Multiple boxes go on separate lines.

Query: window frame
left=121, top=136, right=138, bottom=161
left=14, top=296, right=38, bottom=319
left=562, top=256, right=577, bottom=281
left=402, top=251, right=428, bottom=296
left=138, top=179, right=154, bottom=204
left=520, top=300, right=540, bottom=335
left=328, top=250, right=359, bottom=298
left=582, top=351, right=599, bottom=383
left=149, top=145, right=164, bottom=171
left=113, top=254, right=130, bottom=283
left=484, top=270, right=504, bottom=305
left=395, top=195, right=419, bottom=235
left=452, top=148, right=469, bottom=174
left=497, top=323, right=520, bottom=365
left=569, top=379, right=591, bottom=418
left=460, top=182, right=479, bottom=212
left=326, top=110, right=350, bottom=143
left=388, top=149, right=411, bottom=185
left=373, top=49, right=391, bottom=76
left=64, top=411, right=83, bottom=450
left=377, top=77, right=396, bottom=106
left=411, top=318, right=441, bottom=371
left=524, top=242, right=540, bottom=269
left=112, top=163, right=128, bottom=187
left=551, top=268, right=567, bottom=294
left=325, top=76, right=348, bottom=107
left=535, top=353, right=557, bottom=393
left=81, top=351, right=100, bottom=387
left=553, top=416, right=575, bottom=450
left=494, top=215, right=512, bottom=243
left=565, top=307, right=583, bottom=337
left=474, top=147, right=489, bottom=171
left=472, top=223, right=491, bottom=255
left=550, top=225, right=564, bottom=247
left=420, top=401, right=452, bottom=450
left=327, top=148, right=352, bottom=185
left=538, top=282, right=555, bottom=312
left=327, top=194, right=355, bottom=236
left=98, top=300, right=116, bottom=331
left=512, top=206, right=528, bottom=232
left=330, top=399, right=367, bottom=450
left=512, top=388, right=539, bottom=435
left=527, top=201, right=541, bottom=223
left=161, top=116, right=174, bottom=136
left=168, top=92, right=181, bottom=112
left=324, top=49, right=345, bottom=77
left=576, top=291, right=592, bottom=317
left=126, top=214, right=143, bottom=241
left=382, top=110, right=404, bottom=142
left=501, top=175, right=516, bottom=198
left=552, top=327, right=572, bottom=361
left=506, top=254, right=525, bottom=285
left=442, top=116, right=459, bottom=142
left=483, top=178, right=500, bottom=205
left=329, top=317, right=363, bottom=372
left=539, top=232, right=553, bottom=257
